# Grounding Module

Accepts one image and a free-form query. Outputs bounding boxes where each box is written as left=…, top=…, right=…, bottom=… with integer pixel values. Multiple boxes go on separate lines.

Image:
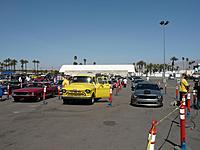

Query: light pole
left=160, top=20, right=169, bottom=83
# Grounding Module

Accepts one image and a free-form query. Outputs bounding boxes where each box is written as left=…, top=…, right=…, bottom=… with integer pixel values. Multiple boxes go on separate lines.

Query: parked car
left=62, top=74, right=110, bottom=104
left=131, top=76, right=142, bottom=81
left=0, top=84, right=8, bottom=96
left=12, top=82, right=57, bottom=102
left=131, top=82, right=163, bottom=107
left=131, top=79, right=144, bottom=91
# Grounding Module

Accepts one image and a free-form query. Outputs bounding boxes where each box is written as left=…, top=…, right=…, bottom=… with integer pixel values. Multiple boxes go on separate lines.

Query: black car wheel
left=88, top=96, right=95, bottom=105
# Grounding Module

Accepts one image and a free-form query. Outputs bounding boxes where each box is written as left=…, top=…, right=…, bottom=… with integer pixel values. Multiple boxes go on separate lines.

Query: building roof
left=59, top=65, right=135, bottom=73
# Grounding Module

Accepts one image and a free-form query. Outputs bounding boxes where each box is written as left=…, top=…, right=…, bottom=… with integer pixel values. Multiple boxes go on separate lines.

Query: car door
left=96, top=77, right=110, bottom=98
left=103, top=77, right=110, bottom=98
left=95, top=77, right=104, bottom=98
left=44, top=83, right=51, bottom=96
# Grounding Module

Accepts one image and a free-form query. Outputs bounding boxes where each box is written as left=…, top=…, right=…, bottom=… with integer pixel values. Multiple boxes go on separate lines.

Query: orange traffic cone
left=147, top=120, right=157, bottom=150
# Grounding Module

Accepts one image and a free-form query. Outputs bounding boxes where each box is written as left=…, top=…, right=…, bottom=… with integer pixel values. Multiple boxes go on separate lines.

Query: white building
left=59, top=65, right=135, bottom=76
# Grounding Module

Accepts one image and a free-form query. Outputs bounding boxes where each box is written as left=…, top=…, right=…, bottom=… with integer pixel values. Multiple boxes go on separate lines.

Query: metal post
left=160, top=21, right=169, bottom=84
left=176, top=83, right=179, bottom=100
left=187, top=91, right=191, bottom=117
left=180, top=95, right=186, bottom=150
left=163, top=25, right=166, bottom=83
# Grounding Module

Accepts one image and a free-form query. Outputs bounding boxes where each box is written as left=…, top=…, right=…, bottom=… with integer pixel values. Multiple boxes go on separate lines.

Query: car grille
left=67, top=90, right=86, bottom=96
left=138, top=101, right=158, bottom=104
left=14, top=92, right=29, bottom=96
left=137, top=95, right=157, bottom=99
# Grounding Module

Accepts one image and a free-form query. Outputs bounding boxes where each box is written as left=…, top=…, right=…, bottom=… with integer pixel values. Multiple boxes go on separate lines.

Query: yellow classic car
left=62, top=74, right=110, bottom=104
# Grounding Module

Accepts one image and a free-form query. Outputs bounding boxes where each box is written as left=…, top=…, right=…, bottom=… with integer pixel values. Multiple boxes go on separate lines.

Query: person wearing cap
left=178, top=73, right=189, bottom=106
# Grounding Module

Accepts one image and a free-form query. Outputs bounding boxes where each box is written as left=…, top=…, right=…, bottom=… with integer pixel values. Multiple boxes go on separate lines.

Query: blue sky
left=0, top=0, right=200, bottom=69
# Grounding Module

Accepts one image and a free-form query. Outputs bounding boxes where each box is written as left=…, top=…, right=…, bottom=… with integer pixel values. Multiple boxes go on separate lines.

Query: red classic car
left=12, top=82, right=57, bottom=102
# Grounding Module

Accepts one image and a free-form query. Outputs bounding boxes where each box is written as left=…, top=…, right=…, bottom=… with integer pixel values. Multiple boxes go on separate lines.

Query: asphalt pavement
left=0, top=78, right=199, bottom=150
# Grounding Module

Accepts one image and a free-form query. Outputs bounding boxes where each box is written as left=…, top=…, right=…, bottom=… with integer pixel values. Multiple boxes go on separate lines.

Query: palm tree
left=152, top=64, right=158, bottom=73
left=186, top=58, right=189, bottom=69
left=24, top=60, right=29, bottom=72
left=79, top=63, right=83, bottom=65
left=158, top=64, right=164, bottom=73
left=20, top=59, right=25, bottom=71
left=136, top=61, right=146, bottom=75
left=93, top=62, right=96, bottom=65
left=0, top=62, right=4, bottom=71
left=36, top=60, right=40, bottom=74
left=83, top=59, right=87, bottom=65
left=4, top=58, right=11, bottom=70
left=73, top=56, right=78, bottom=65
left=146, top=63, right=153, bottom=75
left=170, top=56, right=178, bottom=71
left=3, top=60, right=8, bottom=71
left=32, top=60, right=37, bottom=73
left=182, top=57, right=185, bottom=70
left=10, top=59, right=18, bottom=71
left=74, top=56, right=77, bottom=61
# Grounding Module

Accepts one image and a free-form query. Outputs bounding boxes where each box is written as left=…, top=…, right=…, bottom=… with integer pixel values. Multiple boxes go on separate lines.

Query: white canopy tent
left=59, top=65, right=135, bottom=76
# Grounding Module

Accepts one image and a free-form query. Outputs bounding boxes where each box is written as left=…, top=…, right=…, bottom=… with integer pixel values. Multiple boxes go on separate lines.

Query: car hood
left=133, top=89, right=162, bottom=96
left=65, top=83, right=95, bottom=90
left=13, top=87, right=42, bottom=93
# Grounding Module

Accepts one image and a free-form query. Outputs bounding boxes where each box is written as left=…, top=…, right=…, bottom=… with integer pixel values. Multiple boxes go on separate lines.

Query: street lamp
left=160, top=20, right=169, bottom=83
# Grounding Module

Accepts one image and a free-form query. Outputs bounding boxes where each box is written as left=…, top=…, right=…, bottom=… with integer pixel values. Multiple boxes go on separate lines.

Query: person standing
left=123, top=78, right=127, bottom=88
left=178, top=73, right=189, bottom=106
left=194, top=80, right=200, bottom=109
left=62, top=75, right=70, bottom=88
left=0, top=86, right=3, bottom=101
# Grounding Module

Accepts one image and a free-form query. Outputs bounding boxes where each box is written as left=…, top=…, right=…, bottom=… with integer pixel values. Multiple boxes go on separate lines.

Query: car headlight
left=132, top=94, right=137, bottom=98
left=62, top=89, right=67, bottom=93
left=157, top=96, right=161, bottom=99
left=85, top=89, right=91, bottom=94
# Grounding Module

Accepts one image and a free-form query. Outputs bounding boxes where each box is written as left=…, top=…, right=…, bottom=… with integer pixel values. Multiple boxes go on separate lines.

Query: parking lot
left=0, top=78, right=200, bottom=150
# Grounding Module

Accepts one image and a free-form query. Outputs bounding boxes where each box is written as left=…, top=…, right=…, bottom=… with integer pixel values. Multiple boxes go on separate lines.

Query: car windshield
left=71, top=76, right=93, bottom=83
left=136, top=84, right=160, bottom=90
left=134, top=79, right=143, bottom=83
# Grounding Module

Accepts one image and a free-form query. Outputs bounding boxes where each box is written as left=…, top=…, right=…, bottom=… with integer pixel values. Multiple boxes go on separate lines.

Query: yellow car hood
left=66, top=83, right=95, bottom=90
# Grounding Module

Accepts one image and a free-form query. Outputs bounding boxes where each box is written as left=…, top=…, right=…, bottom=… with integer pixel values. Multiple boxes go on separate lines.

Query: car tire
left=39, top=93, right=43, bottom=100
left=88, top=97, right=95, bottom=105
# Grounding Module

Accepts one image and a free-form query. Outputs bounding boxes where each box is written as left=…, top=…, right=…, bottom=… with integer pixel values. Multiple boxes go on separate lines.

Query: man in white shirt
left=123, top=78, right=127, bottom=88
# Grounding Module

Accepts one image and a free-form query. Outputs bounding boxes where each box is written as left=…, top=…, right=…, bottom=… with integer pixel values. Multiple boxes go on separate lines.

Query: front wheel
left=88, top=97, right=95, bottom=105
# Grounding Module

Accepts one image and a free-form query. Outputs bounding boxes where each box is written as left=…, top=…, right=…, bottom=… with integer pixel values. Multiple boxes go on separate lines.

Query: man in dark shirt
left=194, top=79, right=200, bottom=109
